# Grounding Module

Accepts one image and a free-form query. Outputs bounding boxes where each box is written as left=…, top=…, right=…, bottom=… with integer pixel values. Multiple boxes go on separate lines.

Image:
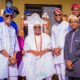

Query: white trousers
left=8, top=77, right=17, bottom=80
left=54, top=63, right=65, bottom=80
left=46, top=76, right=52, bottom=80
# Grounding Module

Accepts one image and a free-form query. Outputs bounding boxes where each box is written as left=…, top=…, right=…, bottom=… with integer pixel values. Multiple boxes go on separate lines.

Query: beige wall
left=0, top=0, right=6, bottom=15
left=0, top=0, right=80, bottom=31
left=12, top=0, right=80, bottom=28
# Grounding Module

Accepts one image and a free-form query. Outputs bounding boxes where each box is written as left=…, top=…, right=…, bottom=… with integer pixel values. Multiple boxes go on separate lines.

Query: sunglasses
left=69, top=21, right=79, bottom=24
left=5, top=14, right=13, bottom=19
left=55, top=14, right=62, bottom=16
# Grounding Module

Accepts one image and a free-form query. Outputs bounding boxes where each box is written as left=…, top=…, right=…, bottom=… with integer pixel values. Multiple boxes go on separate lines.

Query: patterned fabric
left=3, top=7, right=14, bottom=15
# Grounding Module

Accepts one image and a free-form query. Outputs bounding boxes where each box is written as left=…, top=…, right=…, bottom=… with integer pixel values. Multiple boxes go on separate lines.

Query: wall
left=0, top=0, right=80, bottom=31
left=13, top=0, right=80, bottom=29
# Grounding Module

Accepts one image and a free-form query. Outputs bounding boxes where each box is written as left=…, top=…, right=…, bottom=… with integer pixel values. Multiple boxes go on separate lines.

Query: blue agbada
left=0, top=16, right=4, bottom=22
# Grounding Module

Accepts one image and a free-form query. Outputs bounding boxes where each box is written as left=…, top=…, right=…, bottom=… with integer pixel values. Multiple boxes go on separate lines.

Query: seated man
left=19, top=13, right=54, bottom=80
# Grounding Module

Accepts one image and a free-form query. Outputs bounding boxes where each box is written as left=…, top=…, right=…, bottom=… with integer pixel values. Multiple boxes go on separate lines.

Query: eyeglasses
left=55, top=14, right=62, bottom=16
left=69, top=21, right=79, bottom=24
left=5, top=14, right=13, bottom=19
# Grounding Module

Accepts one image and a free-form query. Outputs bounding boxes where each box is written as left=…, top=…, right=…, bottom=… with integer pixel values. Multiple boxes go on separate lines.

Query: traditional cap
left=3, top=7, right=14, bottom=15
left=24, top=10, right=32, bottom=15
left=54, top=8, right=62, bottom=14
left=29, top=13, right=43, bottom=27
left=68, top=15, right=79, bottom=21
left=11, top=6, right=19, bottom=15
left=27, top=13, right=44, bottom=35
left=42, top=12, right=49, bottom=19
left=71, top=4, right=80, bottom=10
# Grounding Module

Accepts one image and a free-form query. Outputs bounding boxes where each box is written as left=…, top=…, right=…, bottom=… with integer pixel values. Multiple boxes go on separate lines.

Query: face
left=33, top=24, right=41, bottom=35
left=54, top=12, right=63, bottom=22
left=69, top=19, right=79, bottom=30
left=3, top=14, right=13, bottom=25
left=72, top=8, right=80, bottom=17
left=42, top=17, right=48, bottom=21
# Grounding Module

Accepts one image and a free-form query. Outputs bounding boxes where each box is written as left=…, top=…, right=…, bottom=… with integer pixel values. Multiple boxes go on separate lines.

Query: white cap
left=27, top=13, right=44, bottom=35
left=42, top=12, right=49, bottom=19
left=68, top=15, right=79, bottom=21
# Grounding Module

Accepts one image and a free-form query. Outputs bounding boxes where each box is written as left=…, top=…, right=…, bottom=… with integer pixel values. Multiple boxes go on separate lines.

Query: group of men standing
left=0, top=3, right=80, bottom=80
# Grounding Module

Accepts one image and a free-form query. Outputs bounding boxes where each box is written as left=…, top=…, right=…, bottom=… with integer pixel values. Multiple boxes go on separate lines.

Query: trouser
left=9, top=77, right=17, bottom=80
left=54, top=63, right=65, bottom=80
left=42, top=77, right=52, bottom=80
left=69, top=77, right=80, bottom=80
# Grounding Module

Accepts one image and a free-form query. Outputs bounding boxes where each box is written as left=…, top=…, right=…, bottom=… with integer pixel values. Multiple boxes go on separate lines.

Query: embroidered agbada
left=0, top=22, right=19, bottom=79
left=20, top=33, right=54, bottom=80
left=51, top=21, right=70, bottom=80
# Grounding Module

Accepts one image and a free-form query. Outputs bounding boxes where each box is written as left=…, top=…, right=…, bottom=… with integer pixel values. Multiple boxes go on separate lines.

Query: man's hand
left=2, top=50, right=10, bottom=58
left=22, top=50, right=26, bottom=55
left=66, top=60, right=74, bottom=70
left=9, top=57, right=17, bottom=65
left=52, top=48, right=61, bottom=56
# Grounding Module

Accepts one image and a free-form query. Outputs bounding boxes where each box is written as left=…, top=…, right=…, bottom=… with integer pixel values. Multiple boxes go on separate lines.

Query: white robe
left=0, top=22, right=19, bottom=79
left=51, top=21, right=70, bottom=64
left=51, top=21, right=70, bottom=78
left=19, top=33, right=54, bottom=80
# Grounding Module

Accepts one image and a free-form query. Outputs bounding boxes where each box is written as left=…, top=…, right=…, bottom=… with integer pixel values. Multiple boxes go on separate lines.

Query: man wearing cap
left=71, top=4, right=80, bottom=23
left=42, top=12, right=51, bottom=35
left=64, top=15, right=80, bottom=80
left=51, top=8, right=70, bottom=80
left=0, top=7, right=19, bottom=35
left=71, top=4, right=80, bottom=18
left=0, top=8, right=19, bottom=80
left=20, top=13, right=54, bottom=80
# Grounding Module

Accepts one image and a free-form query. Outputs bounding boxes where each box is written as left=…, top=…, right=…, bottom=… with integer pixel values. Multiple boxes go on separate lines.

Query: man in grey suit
left=64, top=15, right=80, bottom=80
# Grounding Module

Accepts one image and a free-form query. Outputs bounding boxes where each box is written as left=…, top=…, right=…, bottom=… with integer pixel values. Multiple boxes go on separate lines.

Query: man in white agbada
left=51, top=8, right=70, bottom=80
left=21, top=13, right=54, bottom=80
left=0, top=8, right=19, bottom=80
